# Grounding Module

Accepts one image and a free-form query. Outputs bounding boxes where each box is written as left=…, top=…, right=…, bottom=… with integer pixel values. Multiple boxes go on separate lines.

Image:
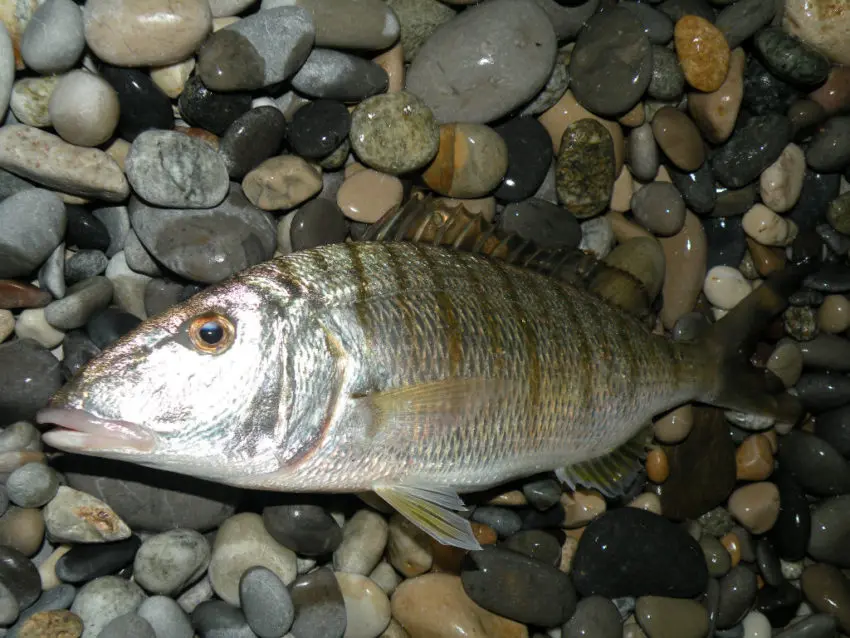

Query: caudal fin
left=696, top=256, right=818, bottom=424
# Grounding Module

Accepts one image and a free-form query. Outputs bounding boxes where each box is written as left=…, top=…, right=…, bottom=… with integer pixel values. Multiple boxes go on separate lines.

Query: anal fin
left=556, top=426, right=652, bottom=498
left=374, top=483, right=482, bottom=551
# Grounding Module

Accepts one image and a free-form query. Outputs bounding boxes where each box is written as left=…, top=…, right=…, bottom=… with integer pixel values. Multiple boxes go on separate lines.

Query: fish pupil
left=199, top=321, right=224, bottom=345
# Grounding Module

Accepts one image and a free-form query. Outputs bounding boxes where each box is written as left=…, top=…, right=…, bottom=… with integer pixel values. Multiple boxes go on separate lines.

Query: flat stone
left=0, top=125, right=128, bottom=202
left=555, top=118, right=615, bottom=219
left=0, top=339, right=62, bottom=427
left=20, top=0, right=85, bottom=74
left=807, top=116, right=850, bottom=173
left=197, top=6, right=314, bottom=91
left=290, top=567, right=347, bottom=638
left=261, top=503, right=342, bottom=557
left=775, top=615, right=838, bottom=638
left=104, top=251, right=150, bottom=319
left=570, top=7, right=651, bottom=117
left=70, top=576, right=146, bottom=638
left=292, top=48, right=387, bottom=102
left=220, top=106, right=287, bottom=179
left=703, top=216, right=746, bottom=271
left=124, top=230, right=161, bottom=277
left=98, top=65, right=174, bottom=143
left=6, top=463, right=58, bottom=508
left=333, top=510, right=388, bottom=576
left=571, top=507, right=708, bottom=598
left=350, top=91, right=439, bottom=174
left=178, top=76, right=252, bottom=136
left=129, top=186, right=276, bottom=284
left=716, top=0, right=774, bottom=49
left=134, top=529, right=210, bottom=596
left=533, top=0, right=599, bottom=41
left=336, top=168, right=403, bottom=223
left=711, top=114, right=792, bottom=189
left=405, top=0, right=556, bottom=124
left=0, top=188, right=66, bottom=278
left=728, top=482, right=780, bottom=535
left=55, top=535, right=141, bottom=584
left=815, top=404, right=850, bottom=457
left=788, top=170, right=840, bottom=232
left=0, top=280, right=52, bottom=311
left=91, top=206, right=130, bottom=258
left=675, top=15, right=729, bottom=93
left=98, top=613, right=156, bottom=638
left=83, top=0, right=212, bottom=67
left=562, top=595, right=620, bottom=638
left=789, top=98, right=827, bottom=140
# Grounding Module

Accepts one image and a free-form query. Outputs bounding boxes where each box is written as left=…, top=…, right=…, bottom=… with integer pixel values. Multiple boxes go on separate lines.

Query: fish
left=37, top=195, right=810, bottom=551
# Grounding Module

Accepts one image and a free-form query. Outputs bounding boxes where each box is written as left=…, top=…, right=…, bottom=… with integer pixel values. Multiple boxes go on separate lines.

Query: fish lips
left=36, top=408, right=157, bottom=456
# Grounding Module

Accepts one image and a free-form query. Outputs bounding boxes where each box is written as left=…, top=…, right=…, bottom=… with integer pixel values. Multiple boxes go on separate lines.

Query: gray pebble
left=5, top=463, right=59, bottom=508
left=261, top=503, right=343, bottom=557
left=808, top=495, right=850, bottom=568
left=71, top=576, right=146, bottom=638
left=562, top=595, right=621, bottom=638
left=240, top=566, right=294, bottom=638
left=384, top=0, right=455, bottom=62
left=471, top=506, right=522, bottom=538
left=123, top=230, right=161, bottom=277
left=0, top=340, right=63, bottom=427
left=522, top=478, right=561, bottom=511
left=715, top=0, right=775, bottom=49
left=137, top=596, right=194, bottom=638
left=629, top=123, right=660, bottom=183
left=143, top=279, right=183, bottom=317
left=775, top=614, right=838, bottom=638
left=5, top=583, right=76, bottom=638
left=755, top=26, right=830, bottom=87
left=191, top=600, right=257, bottom=638
left=806, top=116, right=850, bottom=173
left=126, top=130, right=229, bottom=209
left=291, top=48, right=388, bottom=102
left=0, top=189, right=66, bottom=278
left=20, top=0, right=85, bottom=74
left=65, top=250, right=108, bottom=284
left=0, top=582, right=18, bottom=627
left=92, top=206, right=130, bottom=258
left=579, top=216, right=615, bottom=260
left=533, top=0, right=600, bottom=41
left=134, top=529, right=211, bottom=596
left=716, top=565, right=757, bottom=629
left=619, top=1, right=673, bottom=44
left=779, top=430, right=850, bottom=495
left=631, top=182, right=685, bottom=236
left=38, top=243, right=65, bottom=299
left=98, top=613, right=156, bottom=638
left=520, top=45, right=572, bottom=117
left=288, top=199, right=349, bottom=252
left=176, top=574, right=214, bottom=615
left=44, top=276, right=113, bottom=331
left=499, top=198, right=582, bottom=250
left=648, top=45, right=685, bottom=101
left=290, top=567, right=346, bottom=638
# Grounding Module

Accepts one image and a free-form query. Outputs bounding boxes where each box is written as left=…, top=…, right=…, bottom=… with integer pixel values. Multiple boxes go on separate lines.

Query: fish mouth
left=37, top=408, right=157, bottom=455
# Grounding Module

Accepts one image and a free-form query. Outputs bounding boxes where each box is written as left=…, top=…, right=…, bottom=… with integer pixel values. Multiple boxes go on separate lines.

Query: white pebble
left=780, top=558, right=803, bottom=580
left=760, top=143, right=805, bottom=213
left=0, top=309, right=13, bottom=342
left=335, top=572, right=391, bottom=638
left=704, top=265, right=752, bottom=310
left=579, top=216, right=615, bottom=260
left=15, top=308, right=65, bottom=349
left=742, top=610, right=772, bottom=638
left=10, top=76, right=59, bottom=128
left=333, top=510, right=388, bottom=576
left=743, top=204, right=798, bottom=247
left=149, top=57, right=195, bottom=98
left=48, top=70, right=120, bottom=147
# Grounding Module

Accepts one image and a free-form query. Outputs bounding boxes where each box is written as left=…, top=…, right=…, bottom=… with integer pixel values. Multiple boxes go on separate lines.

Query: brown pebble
left=735, top=434, right=774, bottom=482
left=429, top=522, right=496, bottom=574
left=809, top=65, right=850, bottom=115
left=373, top=43, right=404, bottom=93
left=653, top=404, right=694, bottom=444
left=606, top=210, right=653, bottom=243
left=485, top=490, right=527, bottom=507
left=336, top=168, right=403, bottom=223
left=646, top=449, right=670, bottom=483
left=763, top=430, right=779, bottom=454
left=0, top=506, right=44, bottom=557
left=0, top=280, right=52, bottom=309
left=746, top=238, right=786, bottom=277
left=658, top=211, right=707, bottom=329
left=720, top=532, right=741, bottom=567
left=561, top=489, right=606, bottom=528
left=619, top=102, right=646, bottom=127
left=688, top=47, right=745, bottom=144
left=18, top=610, right=83, bottom=638
left=242, top=155, right=322, bottom=211
left=674, top=16, right=731, bottom=93
left=650, top=107, right=705, bottom=172
left=421, top=123, right=508, bottom=199
left=801, top=563, right=850, bottom=633
left=818, top=294, right=850, bottom=334
left=727, top=482, right=780, bottom=534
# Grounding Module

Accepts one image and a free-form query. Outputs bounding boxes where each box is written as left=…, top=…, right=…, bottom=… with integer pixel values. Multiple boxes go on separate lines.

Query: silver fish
left=37, top=209, right=805, bottom=550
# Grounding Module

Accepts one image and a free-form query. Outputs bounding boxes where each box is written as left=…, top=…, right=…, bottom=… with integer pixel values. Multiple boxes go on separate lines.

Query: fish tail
left=694, top=255, right=818, bottom=423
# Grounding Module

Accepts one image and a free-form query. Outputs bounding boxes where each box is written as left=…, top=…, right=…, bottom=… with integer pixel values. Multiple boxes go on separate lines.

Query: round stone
left=70, top=576, right=146, bottom=638
left=5, top=463, right=59, bottom=508
left=286, top=100, right=350, bottom=160
left=98, top=613, right=156, bottom=638
left=350, top=91, right=439, bottom=175
left=493, top=116, right=554, bottom=202
left=555, top=118, right=615, bottom=219
left=630, top=182, right=686, bottom=236
left=239, top=566, right=294, bottom=638
left=20, top=0, right=85, bottom=75
left=336, top=169, right=403, bottom=223
left=48, top=70, right=119, bottom=147
left=570, top=7, right=652, bottom=116
left=133, top=529, right=210, bottom=596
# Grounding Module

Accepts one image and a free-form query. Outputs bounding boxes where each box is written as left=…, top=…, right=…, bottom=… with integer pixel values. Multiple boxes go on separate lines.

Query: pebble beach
left=1, top=0, right=850, bottom=636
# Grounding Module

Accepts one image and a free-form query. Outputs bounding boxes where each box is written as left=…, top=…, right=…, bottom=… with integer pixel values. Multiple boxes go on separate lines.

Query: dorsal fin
left=364, top=192, right=653, bottom=318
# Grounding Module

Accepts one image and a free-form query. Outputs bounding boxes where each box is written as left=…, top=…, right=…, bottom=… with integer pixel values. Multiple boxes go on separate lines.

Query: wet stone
left=0, top=546, right=41, bottom=609
left=807, top=116, right=850, bottom=173
left=716, top=0, right=775, bottom=49
left=55, top=535, right=141, bottom=584
left=648, top=45, right=685, bottom=101
left=569, top=7, right=652, bottom=117
left=636, top=596, right=709, bottom=638
left=571, top=507, right=708, bottom=598
left=289, top=567, right=346, bottom=638
left=755, top=26, right=830, bottom=87
left=291, top=48, right=388, bottom=102
left=815, top=405, right=850, bottom=457
left=534, top=0, right=601, bottom=42
left=385, top=0, right=455, bottom=62
left=716, top=565, right=758, bottom=629
left=522, top=479, right=562, bottom=511
left=775, top=615, right=839, bottom=638
left=61, top=330, right=100, bottom=379
left=808, top=495, right=850, bottom=567
left=805, top=262, right=850, bottom=293
left=520, top=45, right=572, bottom=117
left=675, top=15, right=730, bottom=93
left=494, top=116, right=554, bottom=203
left=801, top=564, right=850, bottom=634
left=562, top=595, right=621, bottom=638
left=262, top=503, right=342, bottom=557
left=700, top=534, right=731, bottom=578
left=668, top=162, right=716, bottom=215
left=288, top=199, right=349, bottom=252
left=711, top=114, right=792, bottom=189
left=703, top=217, right=746, bottom=270
left=798, top=333, right=850, bottom=371
left=498, top=199, right=582, bottom=249
left=470, top=507, right=522, bottom=539
left=629, top=123, right=660, bottom=183
left=178, top=76, right=252, bottom=136
left=754, top=580, right=801, bottom=628
left=778, top=430, right=850, bottom=496
left=789, top=99, right=826, bottom=141
left=220, top=106, right=287, bottom=180
left=0, top=339, right=63, bottom=426
left=500, top=530, right=562, bottom=566
left=619, top=2, right=673, bottom=44
left=743, top=56, right=800, bottom=116
left=286, top=100, right=350, bottom=161
left=651, top=106, right=705, bottom=172
left=796, top=372, right=850, bottom=411
left=98, top=65, right=174, bottom=142
left=555, top=119, right=615, bottom=219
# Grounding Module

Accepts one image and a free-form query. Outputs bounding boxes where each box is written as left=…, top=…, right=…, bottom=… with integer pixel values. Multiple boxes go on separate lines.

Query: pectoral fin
left=556, top=426, right=652, bottom=497
left=374, top=483, right=482, bottom=551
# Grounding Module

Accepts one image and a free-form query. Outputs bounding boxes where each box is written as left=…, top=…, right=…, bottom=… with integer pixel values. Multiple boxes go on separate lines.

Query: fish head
left=38, top=269, right=301, bottom=481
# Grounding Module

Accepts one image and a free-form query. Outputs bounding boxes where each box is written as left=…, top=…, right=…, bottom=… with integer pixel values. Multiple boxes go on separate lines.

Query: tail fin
left=695, top=256, right=818, bottom=424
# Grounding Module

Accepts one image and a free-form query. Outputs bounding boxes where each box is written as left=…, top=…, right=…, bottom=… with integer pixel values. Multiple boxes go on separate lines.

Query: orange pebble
left=720, top=532, right=741, bottom=567
left=646, top=448, right=670, bottom=483
left=735, top=433, right=775, bottom=481
left=429, top=522, right=496, bottom=574
left=566, top=526, right=586, bottom=542
left=674, top=16, right=731, bottom=92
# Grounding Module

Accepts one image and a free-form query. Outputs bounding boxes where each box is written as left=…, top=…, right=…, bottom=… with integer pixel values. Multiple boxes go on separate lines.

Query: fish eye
left=188, top=314, right=235, bottom=354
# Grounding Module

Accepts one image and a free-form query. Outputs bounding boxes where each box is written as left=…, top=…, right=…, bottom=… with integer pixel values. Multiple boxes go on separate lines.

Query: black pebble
left=99, top=64, right=174, bottom=141
left=65, top=205, right=111, bottom=252
left=287, top=99, right=351, bottom=160
left=86, top=308, right=143, bottom=350
left=61, top=330, right=102, bottom=380
left=493, top=117, right=553, bottom=202
left=55, top=536, right=142, bottom=584
left=178, top=76, right=253, bottom=136
left=0, top=546, right=41, bottom=609
left=754, top=579, right=802, bottom=628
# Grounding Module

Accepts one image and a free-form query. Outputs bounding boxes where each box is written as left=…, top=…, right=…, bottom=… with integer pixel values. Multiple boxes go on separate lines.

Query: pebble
left=43, top=276, right=113, bottom=331
left=291, top=48, right=388, bottom=102
left=492, top=117, right=553, bottom=202
left=0, top=339, right=62, bottom=426
left=0, top=545, right=41, bottom=612
left=743, top=204, right=798, bottom=247
left=461, top=546, right=576, bottom=626
left=290, top=567, right=347, bottom=638
left=629, top=123, right=660, bottom=183
left=65, top=250, right=107, bottom=285
left=0, top=125, right=128, bottom=201
left=125, top=130, right=229, bottom=209
left=520, top=45, right=571, bottom=117
left=208, top=513, right=296, bottom=606
left=104, top=251, right=149, bottom=319
left=741, top=610, right=771, bottom=638
left=801, top=563, right=850, bottom=633
left=391, top=573, right=528, bottom=638
left=149, top=58, right=195, bottom=99
left=555, top=118, right=615, bottom=219
left=406, top=0, right=555, bottom=123
left=219, top=107, right=287, bottom=180
left=178, top=76, right=252, bottom=136
left=386, top=514, right=433, bottom=578
left=14, top=308, right=63, bottom=349
left=287, top=198, right=349, bottom=252
left=333, top=509, right=389, bottom=576
left=807, top=116, right=850, bottom=173
left=675, top=15, right=730, bottom=92
left=776, top=615, right=838, bottom=638
left=97, top=613, right=156, bottom=638
left=286, top=99, right=349, bottom=161
left=270, top=0, right=398, bottom=51
left=422, top=123, right=508, bottom=198
left=92, top=206, right=130, bottom=258
left=779, top=430, right=850, bottom=495
left=658, top=211, right=707, bottom=329
left=0, top=310, right=12, bottom=342
left=700, top=534, right=731, bottom=578
left=129, top=185, right=276, bottom=284
left=350, top=91, right=439, bottom=175
left=262, top=503, right=342, bottom=557
left=716, top=0, right=774, bottom=49
left=688, top=47, right=745, bottom=144
left=570, top=7, right=651, bottom=117
left=755, top=26, right=829, bottom=88
left=134, top=529, right=210, bottom=596
left=828, top=192, right=850, bottom=234
left=743, top=56, right=800, bottom=116
left=789, top=99, right=827, bottom=140
left=70, top=575, right=145, bottom=638
left=137, top=596, right=194, bottom=638
left=0, top=581, right=16, bottom=626
left=0, top=506, right=44, bottom=557
left=783, top=0, right=850, bottom=65
left=727, top=482, right=780, bottom=535
left=760, top=143, right=805, bottom=214
left=190, top=600, right=256, bottom=638
left=384, top=0, right=452, bottom=62
left=17, top=609, right=83, bottom=638
left=651, top=106, right=704, bottom=172
left=54, top=535, right=140, bottom=584
left=571, top=507, right=707, bottom=598
left=562, top=595, right=621, bottom=638
left=10, top=76, right=58, bottom=128
left=5, top=464, right=58, bottom=509
left=20, top=0, right=84, bottom=74
left=522, top=479, right=562, bottom=512
left=816, top=404, right=850, bottom=457
left=635, top=596, right=708, bottom=638
left=83, top=0, right=212, bottom=67
left=47, top=70, right=118, bottom=148
left=242, top=155, right=322, bottom=212
left=712, top=115, right=792, bottom=189
left=336, top=572, right=391, bottom=638
left=704, top=266, right=752, bottom=310
left=715, top=565, right=758, bottom=629
left=818, top=295, right=850, bottom=333
left=668, top=162, right=716, bottom=215
left=0, top=189, right=66, bottom=279
left=334, top=169, right=401, bottom=224
left=175, top=574, right=213, bottom=615
left=499, top=199, right=581, bottom=250
left=807, top=496, right=850, bottom=567
left=647, top=45, right=684, bottom=102
left=579, top=216, right=616, bottom=260
left=785, top=307, right=819, bottom=342
left=369, top=562, right=402, bottom=597
left=239, top=567, right=293, bottom=638
left=0, top=421, right=40, bottom=454
left=37, top=243, right=64, bottom=300
left=42, top=486, right=131, bottom=544
left=631, top=182, right=685, bottom=236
